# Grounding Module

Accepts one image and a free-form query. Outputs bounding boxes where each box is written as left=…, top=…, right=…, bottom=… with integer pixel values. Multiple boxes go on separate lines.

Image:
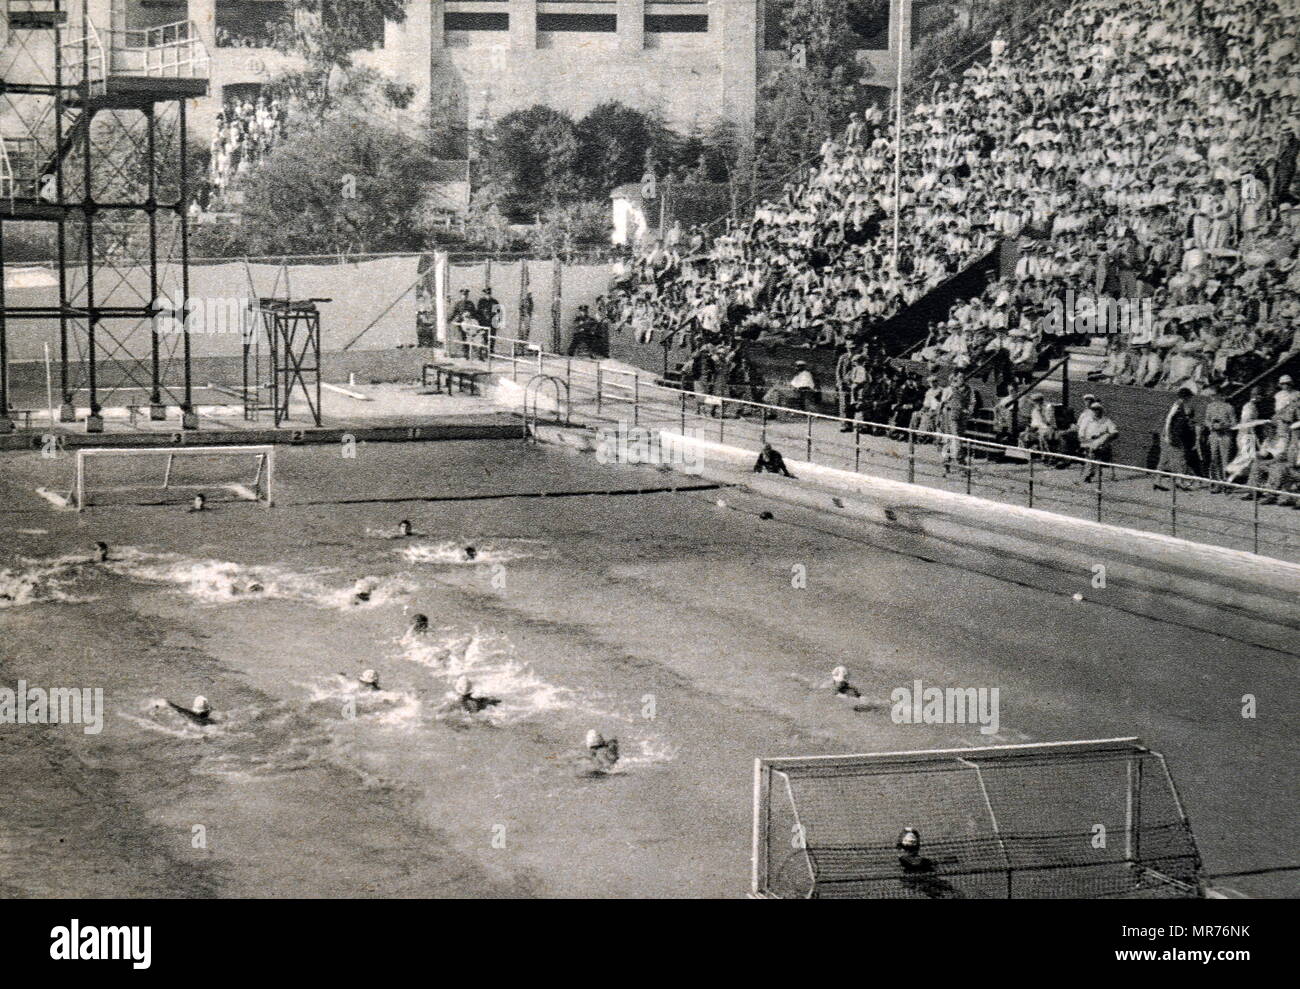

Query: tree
left=754, top=0, right=869, bottom=192
left=478, top=106, right=583, bottom=218
left=575, top=102, right=660, bottom=197
left=271, top=1, right=409, bottom=119
left=213, top=113, right=440, bottom=255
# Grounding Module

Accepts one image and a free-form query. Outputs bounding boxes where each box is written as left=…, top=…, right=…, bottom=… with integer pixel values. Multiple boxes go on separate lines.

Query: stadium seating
left=614, top=0, right=1299, bottom=405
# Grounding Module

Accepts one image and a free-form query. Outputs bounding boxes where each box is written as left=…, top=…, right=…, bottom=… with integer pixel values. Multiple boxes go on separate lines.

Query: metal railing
left=471, top=333, right=1300, bottom=564
left=0, top=138, right=15, bottom=202
left=110, top=20, right=210, bottom=78
left=62, top=21, right=108, bottom=97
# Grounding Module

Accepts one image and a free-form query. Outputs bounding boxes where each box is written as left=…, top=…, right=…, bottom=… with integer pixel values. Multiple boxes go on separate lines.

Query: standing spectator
left=1155, top=388, right=1199, bottom=489
left=1079, top=401, right=1120, bottom=483
left=1201, top=383, right=1238, bottom=490
left=449, top=289, right=478, bottom=359
left=835, top=343, right=855, bottom=430
left=941, top=375, right=978, bottom=472
left=476, top=288, right=501, bottom=352
left=1273, top=374, right=1299, bottom=424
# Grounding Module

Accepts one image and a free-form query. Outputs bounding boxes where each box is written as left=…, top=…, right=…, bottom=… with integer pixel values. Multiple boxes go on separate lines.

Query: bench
left=421, top=363, right=490, bottom=396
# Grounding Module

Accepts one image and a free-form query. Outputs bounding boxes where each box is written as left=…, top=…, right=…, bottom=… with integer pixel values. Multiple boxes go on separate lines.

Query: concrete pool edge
left=533, top=422, right=1300, bottom=654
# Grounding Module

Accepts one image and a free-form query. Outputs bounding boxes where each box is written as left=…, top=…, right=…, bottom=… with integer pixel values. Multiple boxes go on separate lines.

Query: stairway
left=1067, top=337, right=1110, bottom=381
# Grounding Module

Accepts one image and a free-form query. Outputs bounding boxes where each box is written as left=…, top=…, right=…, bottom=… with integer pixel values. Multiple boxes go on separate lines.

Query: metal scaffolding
left=1, top=0, right=209, bottom=433
left=243, top=296, right=327, bottom=428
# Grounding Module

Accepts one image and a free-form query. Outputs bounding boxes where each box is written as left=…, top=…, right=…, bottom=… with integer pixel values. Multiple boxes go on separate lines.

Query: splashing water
left=303, top=676, right=423, bottom=730
left=398, top=540, right=540, bottom=567
left=401, top=628, right=580, bottom=722
left=99, top=548, right=414, bottom=610
left=0, top=554, right=106, bottom=609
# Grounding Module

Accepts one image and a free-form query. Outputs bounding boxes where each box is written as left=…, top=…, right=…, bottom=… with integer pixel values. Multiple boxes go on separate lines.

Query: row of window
left=446, top=13, right=709, bottom=33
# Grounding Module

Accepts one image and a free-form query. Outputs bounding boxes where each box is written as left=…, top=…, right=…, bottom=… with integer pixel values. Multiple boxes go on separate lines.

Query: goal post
left=72, top=445, right=276, bottom=510
left=752, top=738, right=1203, bottom=899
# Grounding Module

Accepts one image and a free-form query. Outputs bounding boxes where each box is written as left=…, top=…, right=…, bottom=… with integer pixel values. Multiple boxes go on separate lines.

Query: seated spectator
left=787, top=361, right=820, bottom=413
left=1020, top=394, right=1059, bottom=453
left=1243, top=420, right=1297, bottom=504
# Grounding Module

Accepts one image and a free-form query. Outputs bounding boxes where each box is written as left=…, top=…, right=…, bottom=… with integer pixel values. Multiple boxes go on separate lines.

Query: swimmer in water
left=167, top=695, right=212, bottom=724
left=230, top=575, right=264, bottom=596
left=462, top=546, right=477, bottom=562
left=189, top=494, right=206, bottom=513
left=407, top=613, right=430, bottom=637
left=897, top=826, right=930, bottom=872
left=830, top=665, right=861, bottom=698
left=583, top=729, right=620, bottom=773
left=440, top=676, right=499, bottom=715
left=359, top=669, right=380, bottom=691
left=397, top=520, right=413, bottom=538
left=352, top=578, right=378, bottom=605
left=895, top=825, right=960, bottom=898
left=93, top=541, right=110, bottom=563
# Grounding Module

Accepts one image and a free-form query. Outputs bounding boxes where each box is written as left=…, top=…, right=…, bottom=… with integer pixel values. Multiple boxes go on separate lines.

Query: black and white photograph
left=0, top=0, right=1293, bottom=960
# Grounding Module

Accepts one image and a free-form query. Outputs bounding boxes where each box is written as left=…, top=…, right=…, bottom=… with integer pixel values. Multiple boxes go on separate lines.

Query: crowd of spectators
left=610, top=0, right=1299, bottom=411
left=215, top=27, right=274, bottom=49
left=208, top=96, right=288, bottom=204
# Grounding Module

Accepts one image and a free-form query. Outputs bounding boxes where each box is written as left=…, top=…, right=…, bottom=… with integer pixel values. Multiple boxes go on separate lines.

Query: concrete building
left=51, top=1, right=912, bottom=140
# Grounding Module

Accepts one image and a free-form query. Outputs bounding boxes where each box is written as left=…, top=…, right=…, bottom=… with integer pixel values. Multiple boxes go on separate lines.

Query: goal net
left=753, top=738, right=1203, bottom=899
left=72, top=446, right=275, bottom=510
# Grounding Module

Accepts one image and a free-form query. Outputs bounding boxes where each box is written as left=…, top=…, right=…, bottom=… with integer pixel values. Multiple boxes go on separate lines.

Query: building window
left=215, top=1, right=287, bottom=49
left=536, top=13, right=617, bottom=32
left=645, top=15, right=708, bottom=33
left=444, top=12, right=510, bottom=31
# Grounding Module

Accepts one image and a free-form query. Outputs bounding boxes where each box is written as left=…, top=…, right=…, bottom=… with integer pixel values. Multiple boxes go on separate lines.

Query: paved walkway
left=487, top=352, right=1300, bottom=565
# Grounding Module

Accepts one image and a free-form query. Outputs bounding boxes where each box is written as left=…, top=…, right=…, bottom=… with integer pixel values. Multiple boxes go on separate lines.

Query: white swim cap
left=454, top=676, right=473, bottom=697
left=192, top=696, right=211, bottom=715
left=360, top=669, right=378, bottom=686
left=831, top=666, right=848, bottom=682
left=586, top=729, right=605, bottom=749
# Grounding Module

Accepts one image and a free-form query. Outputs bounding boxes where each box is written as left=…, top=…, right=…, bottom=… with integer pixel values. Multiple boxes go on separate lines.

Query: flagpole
left=892, top=2, right=904, bottom=273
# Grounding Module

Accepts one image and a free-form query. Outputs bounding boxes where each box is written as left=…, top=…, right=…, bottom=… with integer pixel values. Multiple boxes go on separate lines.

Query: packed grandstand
left=604, top=0, right=1299, bottom=492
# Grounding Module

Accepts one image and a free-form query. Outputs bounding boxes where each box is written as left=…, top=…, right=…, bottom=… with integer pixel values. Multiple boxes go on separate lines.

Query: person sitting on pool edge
left=754, top=443, right=796, bottom=478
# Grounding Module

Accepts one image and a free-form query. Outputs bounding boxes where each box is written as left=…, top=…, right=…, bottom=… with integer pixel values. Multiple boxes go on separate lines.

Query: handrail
left=0, top=138, right=14, bottom=202
left=465, top=342, right=1300, bottom=515
left=61, top=20, right=108, bottom=96
left=1228, top=349, right=1300, bottom=406
left=108, top=19, right=210, bottom=79
left=1005, top=351, right=1070, bottom=439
